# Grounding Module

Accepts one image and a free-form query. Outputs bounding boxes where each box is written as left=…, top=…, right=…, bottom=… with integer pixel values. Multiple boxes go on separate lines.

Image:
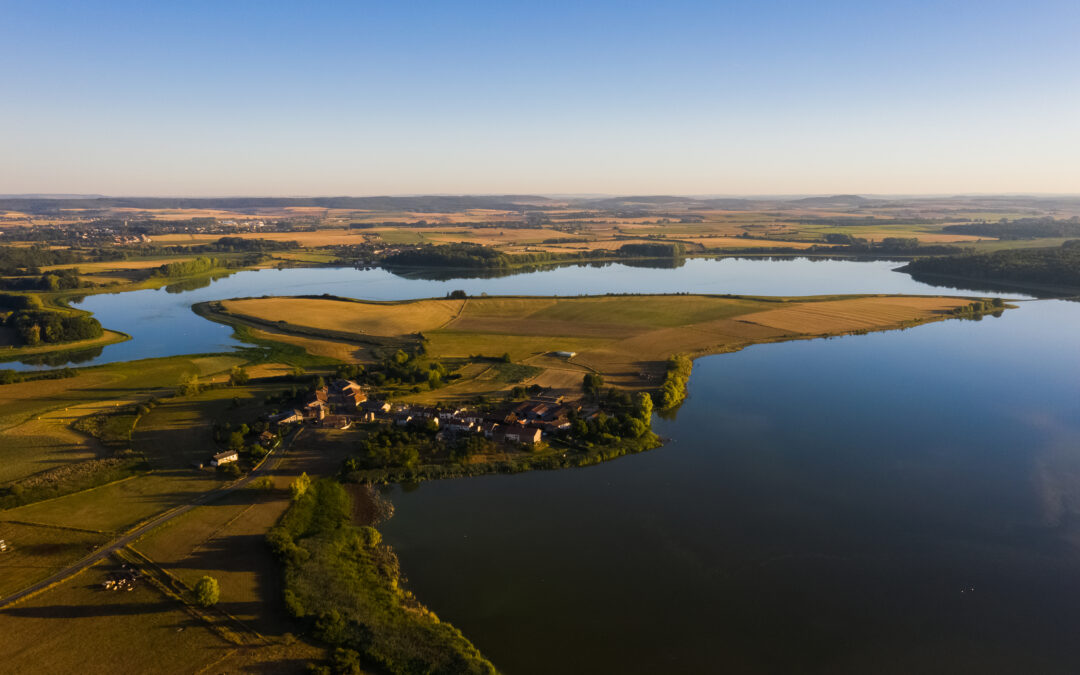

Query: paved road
left=0, top=429, right=301, bottom=609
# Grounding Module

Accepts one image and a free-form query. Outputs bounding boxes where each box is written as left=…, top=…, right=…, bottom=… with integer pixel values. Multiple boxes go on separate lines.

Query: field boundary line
left=0, top=557, right=101, bottom=609
left=0, top=518, right=110, bottom=535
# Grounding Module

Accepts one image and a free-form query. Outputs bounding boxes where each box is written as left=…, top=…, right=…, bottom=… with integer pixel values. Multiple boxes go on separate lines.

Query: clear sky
left=2, top=0, right=1078, bottom=196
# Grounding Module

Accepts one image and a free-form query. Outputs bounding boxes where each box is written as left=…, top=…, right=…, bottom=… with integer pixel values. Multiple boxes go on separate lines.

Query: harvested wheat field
left=219, top=293, right=987, bottom=397
left=737, top=296, right=967, bottom=334
left=222, top=297, right=465, bottom=336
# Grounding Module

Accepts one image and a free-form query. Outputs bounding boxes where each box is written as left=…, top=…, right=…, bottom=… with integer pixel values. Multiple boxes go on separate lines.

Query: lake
left=7, top=257, right=1025, bottom=370
left=379, top=299, right=1080, bottom=674
left=12, top=255, right=1079, bottom=672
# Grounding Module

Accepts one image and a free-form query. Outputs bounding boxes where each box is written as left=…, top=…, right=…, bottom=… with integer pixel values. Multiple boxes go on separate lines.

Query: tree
left=633, top=391, right=653, bottom=421
left=228, top=430, right=246, bottom=451
left=250, top=475, right=274, bottom=491
left=178, top=373, right=201, bottom=396
left=447, top=289, right=468, bottom=299
left=582, top=373, right=605, bottom=398
left=624, top=417, right=648, bottom=438
left=229, top=366, right=250, bottom=386
left=426, top=369, right=442, bottom=388
left=290, top=472, right=311, bottom=501
left=194, top=576, right=220, bottom=607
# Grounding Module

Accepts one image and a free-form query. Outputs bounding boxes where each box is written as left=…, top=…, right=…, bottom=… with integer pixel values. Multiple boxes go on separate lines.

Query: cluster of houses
left=267, top=381, right=582, bottom=448
left=269, top=379, right=368, bottom=426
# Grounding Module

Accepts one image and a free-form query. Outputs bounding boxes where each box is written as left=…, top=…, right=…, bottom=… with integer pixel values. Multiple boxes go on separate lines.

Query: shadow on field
left=239, top=659, right=316, bottom=673
left=161, top=532, right=296, bottom=636
left=2, top=599, right=189, bottom=619
left=2, top=599, right=267, bottom=620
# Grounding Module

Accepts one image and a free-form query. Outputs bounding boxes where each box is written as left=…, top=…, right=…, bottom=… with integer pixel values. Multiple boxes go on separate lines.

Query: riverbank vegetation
left=267, top=478, right=495, bottom=674
left=902, top=243, right=1080, bottom=290
left=656, top=353, right=692, bottom=410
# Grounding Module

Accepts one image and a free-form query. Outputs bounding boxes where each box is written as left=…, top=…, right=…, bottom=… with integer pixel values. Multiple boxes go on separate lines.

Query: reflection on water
left=13, top=346, right=104, bottom=367
left=380, top=300, right=1080, bottom=674
left=7, top=258, right=1030, bottom=370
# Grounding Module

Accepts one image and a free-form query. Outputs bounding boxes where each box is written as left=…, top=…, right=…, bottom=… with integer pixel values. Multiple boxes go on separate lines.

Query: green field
left=0, top=354, right=245, bottom=486
left=0, top=521, right=109, bottom=597
left=0, top=559, right=324, bottom=674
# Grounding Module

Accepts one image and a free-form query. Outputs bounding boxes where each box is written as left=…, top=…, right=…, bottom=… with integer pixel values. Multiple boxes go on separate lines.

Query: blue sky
left=1, top=0, right=1078, bottom=195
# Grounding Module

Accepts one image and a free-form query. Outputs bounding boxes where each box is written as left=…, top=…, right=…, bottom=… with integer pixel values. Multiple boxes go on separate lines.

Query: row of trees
left=155, top=256, right=226, bottom=278
left=0, top=268, right=90, bottom=291
left=656, top=354, right=692, bottom=410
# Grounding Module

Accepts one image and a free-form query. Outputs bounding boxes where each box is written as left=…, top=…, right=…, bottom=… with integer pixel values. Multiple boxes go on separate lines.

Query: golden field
left=217, top=293, right=983, bottom=399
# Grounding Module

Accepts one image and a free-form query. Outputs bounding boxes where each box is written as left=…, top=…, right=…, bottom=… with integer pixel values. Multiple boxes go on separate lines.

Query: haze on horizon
left=2, top=0, right=1078, bottom=197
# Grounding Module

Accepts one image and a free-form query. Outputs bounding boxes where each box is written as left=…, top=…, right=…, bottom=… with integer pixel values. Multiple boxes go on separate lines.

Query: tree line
left=902, top=242, right=1080, bottom=289
left=656, top=353, right=692, bottom=410
left=943, top=217, right=1080, bottom=240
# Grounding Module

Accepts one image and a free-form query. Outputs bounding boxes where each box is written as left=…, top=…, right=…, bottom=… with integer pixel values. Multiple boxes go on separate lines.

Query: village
left=265, top=378, right=581, bottom=449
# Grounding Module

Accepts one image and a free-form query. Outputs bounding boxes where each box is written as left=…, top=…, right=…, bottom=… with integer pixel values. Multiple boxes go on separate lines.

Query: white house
left=211, top=450, right=239, bottom=466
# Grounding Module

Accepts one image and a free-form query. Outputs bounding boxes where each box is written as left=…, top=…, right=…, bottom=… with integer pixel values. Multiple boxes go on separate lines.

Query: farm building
left=322, top=415, right=353, bottom=430
left=303, top=400, right=327, bottom=421
left=553, top=350, right=576, bottom=358
left=362, top=400, right=392, bottom=414
left=494, top=425, right=543, bottom=445
left=211, top=450, right=239, bottom=466
left=270, top=409, right=303, bottom=426
left=329, top=379, right=367, bottom=409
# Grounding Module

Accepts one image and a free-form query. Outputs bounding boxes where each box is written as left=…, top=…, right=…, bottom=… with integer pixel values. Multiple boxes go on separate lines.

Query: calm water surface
left=380, top=300, right=1080, bottom=674
left=9, top=258, right=1024, bottom=370
left=14, top=256, right=1078, bottom=672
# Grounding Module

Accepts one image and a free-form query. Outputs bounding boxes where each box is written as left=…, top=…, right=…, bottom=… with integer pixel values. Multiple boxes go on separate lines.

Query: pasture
left=0, top=354, right=245, bottom=486
left=132, top=427, right=360, bottom=636
left=0, top=559, right=324, bottom=674
left=0, top=520, right=109, bottom=597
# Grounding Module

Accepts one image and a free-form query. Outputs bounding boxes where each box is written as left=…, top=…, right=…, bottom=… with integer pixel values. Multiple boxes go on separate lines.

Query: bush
left=655, top=353, right=692, bottom=410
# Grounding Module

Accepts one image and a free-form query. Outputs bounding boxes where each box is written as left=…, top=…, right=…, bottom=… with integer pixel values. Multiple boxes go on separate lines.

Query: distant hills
left=0, top=195, right=557, bottom=214
left=2, top=193, right=1078, bottom=216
